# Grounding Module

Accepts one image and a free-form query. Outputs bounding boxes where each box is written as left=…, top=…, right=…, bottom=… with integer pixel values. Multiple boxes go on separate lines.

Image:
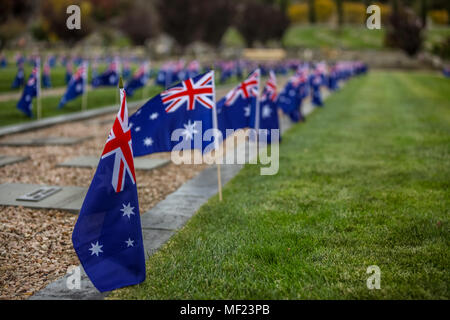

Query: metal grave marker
left=16, top=186, right=62, bottom=202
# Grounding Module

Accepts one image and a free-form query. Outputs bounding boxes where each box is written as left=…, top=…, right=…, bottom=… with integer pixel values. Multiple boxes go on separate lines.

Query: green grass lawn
left=0, top=84, right=161, bottom=127
left=283, top=24, right=450, bottom=50
left=111, top=70, right=449, bottom=299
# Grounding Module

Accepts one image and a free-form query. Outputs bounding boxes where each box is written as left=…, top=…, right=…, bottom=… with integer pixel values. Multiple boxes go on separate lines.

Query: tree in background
left=385, top=4, right=424, bottom=56
left=308, top=0, right=317, bottom=23
left=157, top=0, right=235, bottom=48
left=235, top=0, right=290, bottom=47
left=420, top=0, right=428, bottom=27
left=0, top=0, right=35, bottom=48
left=336, top=0, right=343, bottom=26
left=89, top=0, right=127, bottom=22
left=119, top=0, right=159, bottom=45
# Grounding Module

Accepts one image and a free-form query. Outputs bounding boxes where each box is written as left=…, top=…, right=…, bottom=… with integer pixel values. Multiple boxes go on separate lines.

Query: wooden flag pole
left=142, top=61, right=149, bottom=100
left=82, top=61, right=88, bottom=111
left=211, top=70, right=222, bottom=201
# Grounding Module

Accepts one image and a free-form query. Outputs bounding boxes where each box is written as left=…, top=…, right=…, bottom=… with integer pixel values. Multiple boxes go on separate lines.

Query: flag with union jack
left=216, top=69, right=260, bottom=138
left=72, top=86, right=145, bottom=293
left=130, top=71, right=216, bottom=157
left=16, top=65, right=39, bottom=118
left=257, top=71, right=280, bottom=142
left=58, top=62, right=88, bottom=109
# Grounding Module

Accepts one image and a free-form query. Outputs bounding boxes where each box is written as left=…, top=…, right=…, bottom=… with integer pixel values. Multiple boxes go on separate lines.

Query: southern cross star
left=149, top=112, right=159, bottom=120
left=125, top=238, right=134, bottom=247
left=89, top=241, right=103, bottom=256
left=120, top=202, right=135, bottom=219
left=244, top=106, right=251, bottom=117
left=181, top=120, right=198, bottom=140
left=143, top=137, right=153, bottom=147
left=262, top=105, right=272, bottom=119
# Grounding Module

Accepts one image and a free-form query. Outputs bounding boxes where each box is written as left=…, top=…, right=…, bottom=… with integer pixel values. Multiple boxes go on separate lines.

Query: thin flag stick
left=36, top=56, right=42, bottom=120
left=142, top=62, right=149, bottom=100
left=211, top=70, right=223, bottom=201
left=82, top=61, right=89, bottom=111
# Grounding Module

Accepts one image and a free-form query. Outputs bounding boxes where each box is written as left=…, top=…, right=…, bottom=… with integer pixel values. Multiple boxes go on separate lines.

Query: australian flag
left=311, top=70, right=323, bottom=107
left=11, top=64, right=25, bottom=89
left=130, top=71, right=216, bottom=157
left=58, top=63, right=87, bottom=108
left=92, top=60, right=119, bottom=88
left=42, top=60, right=52, bottom=88
left=216, top=69, right=260, bottom=138
left=258, top=71, right=280, bottom=142
left=0, top=54, right=7, bottom=68
left=72, top=87, right=146, bottom=293
left=125, top=62, right=149, bottom=97
left=65, top=61, right=73, bottom=84
left=17, top=66, right=39, bottom=117
left=277, top=70, right=308, bottom=122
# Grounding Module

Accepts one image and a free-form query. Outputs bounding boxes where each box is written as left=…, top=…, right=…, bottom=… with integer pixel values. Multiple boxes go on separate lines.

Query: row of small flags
left=11, top=57, right=310, bottom=119
left=70, top=60, right=367, bottom=292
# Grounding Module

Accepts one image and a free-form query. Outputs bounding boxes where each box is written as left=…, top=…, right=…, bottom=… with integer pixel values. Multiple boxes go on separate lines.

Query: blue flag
left=311, top=71, right=323, bottom=107
left=11, top=65, right=25, bottom=89
left=16, top=67, right=38, bottom=117
left=58, top=63, right=87, bottom=108
left=258, top=71, right=280, bottom=142
left=277, top=70, right=309, bottom=122
left=130, top=71, right=216, bottom=157
left=216, top=69, right=260, bottom=138
left=42, top=61, right=52, bottom=88
left=92, top=61, right=119, bottom=88
left=72, top=88, right=146, bottom=292
left=0, top=54, right=7, bottom=68
left=125, top=63, right=149, bottom=97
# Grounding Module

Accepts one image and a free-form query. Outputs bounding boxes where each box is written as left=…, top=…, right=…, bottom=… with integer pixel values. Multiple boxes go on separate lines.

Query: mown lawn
left=282, top=25, right=450, bottom=50
left=111, top=70, right=449, bottom=299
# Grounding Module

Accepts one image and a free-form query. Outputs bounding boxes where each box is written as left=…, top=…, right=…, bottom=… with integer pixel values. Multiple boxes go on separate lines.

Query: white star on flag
left=181, top=120, right=198, bottom=140
left=120, top=202, right=135, bottom=219
left=89, top=241, right=103, bottom=256
left=149, top=112, right=159, bottom=120
left=125, top=238, right=134, bottom=247
left=244, top=106, right=251, bottom=117
left=262, top=105, right=272, bottom=119
left=143, top=137, right=153, bottom=147
left=135, top=126, right=141, bottom=132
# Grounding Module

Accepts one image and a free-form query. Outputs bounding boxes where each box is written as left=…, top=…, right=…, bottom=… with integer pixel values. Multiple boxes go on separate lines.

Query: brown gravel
left=0, top=112, right=206, bottom=300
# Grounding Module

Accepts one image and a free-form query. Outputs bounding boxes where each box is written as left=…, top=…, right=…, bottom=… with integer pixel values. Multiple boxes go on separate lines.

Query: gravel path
left=0, top=112, right=206, bottom=299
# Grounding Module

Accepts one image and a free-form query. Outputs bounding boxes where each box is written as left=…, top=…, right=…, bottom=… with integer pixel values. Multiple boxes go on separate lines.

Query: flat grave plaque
left=58, top=156, right=170, bottom=171
left=0, top=136, right=91, bottom=147
left=0, top=154, right=29, bottom=167
left=16, top=186, right=62, bottom=202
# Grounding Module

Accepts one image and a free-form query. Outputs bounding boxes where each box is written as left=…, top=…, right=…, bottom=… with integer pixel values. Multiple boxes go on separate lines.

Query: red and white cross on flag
left=161, top=70, right=215, bottom=113
left=263, top=71, right=277, bottom=102
left=224, top=68, right=260, bottom=106
left=101, top=88, right=136, bottom=193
